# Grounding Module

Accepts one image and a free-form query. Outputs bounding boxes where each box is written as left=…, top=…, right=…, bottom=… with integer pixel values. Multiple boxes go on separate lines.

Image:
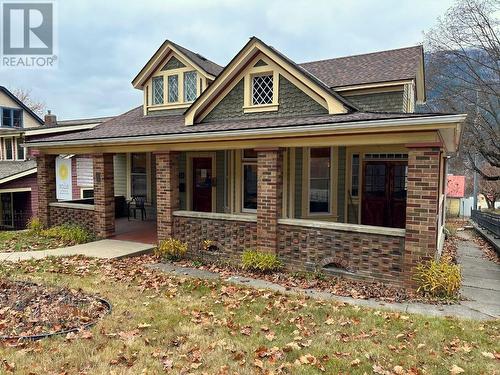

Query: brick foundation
left=93, top=153, right=115, bottom=238
left=156, top=151, right=179, bottom=241
left=173, top=214, right=257, bottom=263
left=257, top=148, right=283, bottom=253
left=403, top=146, right=441, bottom=288
left=278, top=223, right=405, bottom=286
left=49, top=205, right=95, bottom=233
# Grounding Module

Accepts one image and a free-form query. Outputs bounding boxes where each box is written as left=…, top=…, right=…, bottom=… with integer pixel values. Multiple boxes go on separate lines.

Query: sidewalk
left=0, top=239, right=154, bottom=262
left=149, top=258, right=498, bottom=321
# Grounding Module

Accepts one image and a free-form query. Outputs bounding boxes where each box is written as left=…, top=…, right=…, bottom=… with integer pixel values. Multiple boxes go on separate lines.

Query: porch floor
left=112, top=217, right=157, bottom=245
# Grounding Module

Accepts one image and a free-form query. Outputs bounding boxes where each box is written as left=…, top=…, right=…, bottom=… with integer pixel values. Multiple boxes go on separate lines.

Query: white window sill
left=49, top=202, right=95, bottom=211
left=243, top=103, right=279, bottom=113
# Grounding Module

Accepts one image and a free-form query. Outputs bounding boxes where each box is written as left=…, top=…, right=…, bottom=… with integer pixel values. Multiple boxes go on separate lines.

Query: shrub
left=156, top=238, right=188, bottom=261
left=414, top=260, right=461, bottom=299
left=42, top=224, right=94, bottom=245
left=241, top=249, right=283, bottom=273
left=27, top=217, right=43, bottom=234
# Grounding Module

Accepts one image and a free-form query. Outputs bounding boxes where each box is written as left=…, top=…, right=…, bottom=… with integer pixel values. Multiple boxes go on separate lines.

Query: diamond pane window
left=152, top=77, right=164, bottom=105
left=168, top=75, right=179, bottom=103
left=183, top=71, right=197, bottom=102
left=252, top=74, right=273, bottom=105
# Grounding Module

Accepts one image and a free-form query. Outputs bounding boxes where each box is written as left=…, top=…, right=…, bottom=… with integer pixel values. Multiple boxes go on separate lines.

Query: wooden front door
left=192, top=157, right=213, bottom=212
left=361, top=161, right=407, bottom=228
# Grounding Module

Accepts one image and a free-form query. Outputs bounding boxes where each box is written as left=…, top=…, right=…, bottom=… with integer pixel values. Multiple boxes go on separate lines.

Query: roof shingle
left=299, top=46, right=423, bottom=88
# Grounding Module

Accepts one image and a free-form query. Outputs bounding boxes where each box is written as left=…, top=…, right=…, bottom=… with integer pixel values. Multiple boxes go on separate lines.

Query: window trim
left=152, top=76, right=164, bottom=105
left=243, top=63, right=279, bottom=113
left=4, top=138, right=14, bottom=161
left=1, top=107, right=23, bottom=128
left=350, top=154, right=360, bottom=197
left=183, top=70, right=198, bottom=103
left=15, top=138, right=25, bottom=160
left=167, top=74, right=179, bottom=103
left=126, top=153, right=152, bottom=203
left=302, top=146, right=337, bottom=218
left=80, top=187, right=94, bottom=199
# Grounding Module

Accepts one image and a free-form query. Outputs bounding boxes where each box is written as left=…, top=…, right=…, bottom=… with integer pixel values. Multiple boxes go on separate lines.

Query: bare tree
left=479, top=165, right=500, bottom=208
left=425, top=0, right=499, bottom=180
left=11, top=88, right=46, bottom=117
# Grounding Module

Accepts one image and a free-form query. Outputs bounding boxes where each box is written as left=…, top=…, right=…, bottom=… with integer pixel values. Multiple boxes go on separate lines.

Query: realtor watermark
left=1, top=1, right=57, bottom=68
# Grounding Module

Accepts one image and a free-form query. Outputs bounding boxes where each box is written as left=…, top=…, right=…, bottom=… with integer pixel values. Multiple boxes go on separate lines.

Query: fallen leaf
left=450, top=365, right=465, bottom=374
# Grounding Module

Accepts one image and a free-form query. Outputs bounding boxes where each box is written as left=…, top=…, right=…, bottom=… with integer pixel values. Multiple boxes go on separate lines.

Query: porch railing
left=471, top=210, right=500, bottom=239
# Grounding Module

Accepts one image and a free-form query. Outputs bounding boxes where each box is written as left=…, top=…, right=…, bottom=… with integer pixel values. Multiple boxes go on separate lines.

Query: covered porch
left=35, top=136, right=447, bottom=288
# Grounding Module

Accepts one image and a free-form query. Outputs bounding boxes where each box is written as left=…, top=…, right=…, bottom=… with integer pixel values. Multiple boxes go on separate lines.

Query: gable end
left=162, top=56, right=186, bottom=71
left=202, top=74, right=328, bottom=123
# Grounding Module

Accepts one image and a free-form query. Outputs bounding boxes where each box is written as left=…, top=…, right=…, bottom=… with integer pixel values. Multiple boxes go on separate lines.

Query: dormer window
left=152, top=77, right=164, bottom=105
left=242, top=59, right=279, bottom=113
left=183, top=71, right=197, bottom=102
left=168, top=75, right=179, bottom=103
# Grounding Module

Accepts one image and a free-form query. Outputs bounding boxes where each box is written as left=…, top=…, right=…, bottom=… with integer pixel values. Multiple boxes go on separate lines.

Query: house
left=446, top=175, right=466, bottom=217
left=26, top=38, right=466, bottom=288
left=0, top=85, right=114, bottom=229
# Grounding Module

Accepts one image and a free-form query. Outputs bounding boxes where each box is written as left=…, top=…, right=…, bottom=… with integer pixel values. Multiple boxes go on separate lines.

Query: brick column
left=36, top=153, right=56, bottom=227
left=403, top=145, right=441, bottom=288
left=256, top=148, right=283, bottom=253
left=155, top=151, right=179, bottom=241
left=93, top=153, right=115, bottom=238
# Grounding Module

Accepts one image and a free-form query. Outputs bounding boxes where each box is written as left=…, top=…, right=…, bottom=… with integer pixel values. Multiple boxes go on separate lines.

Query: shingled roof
left=170, top=41, right=224, bottom=77
left=27, top=106, right=455, bottom=145
left=299, top=46, right=423, bottom=88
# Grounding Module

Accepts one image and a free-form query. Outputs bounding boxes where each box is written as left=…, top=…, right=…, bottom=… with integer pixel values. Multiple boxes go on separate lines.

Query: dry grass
left=0, top=256, right=498, bottom=374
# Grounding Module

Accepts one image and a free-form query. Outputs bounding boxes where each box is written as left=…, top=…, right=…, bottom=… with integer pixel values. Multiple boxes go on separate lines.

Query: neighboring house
left=446, top=175, right=466, bottom=217
left=0, top=86, right=114, bottom=229
left=26, top=38, right=466, bottom=288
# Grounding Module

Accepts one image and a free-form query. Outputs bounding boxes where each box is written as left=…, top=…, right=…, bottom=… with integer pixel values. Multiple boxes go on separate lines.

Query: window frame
left=241, top=150, right=258, bottom=213
left=251, top=73, right=274, bottom=105
left=4, top=138, right=14, bottom=160
left=80, top=187, right=94, bottom=199
left=350, top=154, right=360, bottom=197
left=302, top=146, right=337, bottom=218
left=1, top=107, right=23, bottom=128
left=127, top=153, right=151, bottom=203
left=167, top=74, right=179, bottom=103
left=183, top=70, right=198, bottom=103
left=243, top=60, right=279, bottom=113
left=15, top=138, right=25, bottom=160
left=152, top=76, right=164, bottom=105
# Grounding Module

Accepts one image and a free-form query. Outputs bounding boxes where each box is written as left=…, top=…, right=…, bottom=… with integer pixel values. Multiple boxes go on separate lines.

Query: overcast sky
left=0, top=0, right=455, bottom=120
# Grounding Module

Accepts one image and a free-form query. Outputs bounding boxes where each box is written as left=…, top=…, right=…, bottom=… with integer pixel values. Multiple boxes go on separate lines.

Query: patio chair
left=128, top=196, right=147, bottom=221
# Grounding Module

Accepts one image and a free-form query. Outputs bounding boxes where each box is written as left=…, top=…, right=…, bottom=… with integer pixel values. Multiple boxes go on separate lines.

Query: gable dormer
left=132, top=41, right=223, bottom=116
left=184, top=37, right=355, bottom=126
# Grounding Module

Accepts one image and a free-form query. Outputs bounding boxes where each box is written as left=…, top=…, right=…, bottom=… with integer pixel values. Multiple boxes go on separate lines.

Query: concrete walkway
left=457, top=231, right=500, bottom=319
left=150, top=260, right=499, bottom=321
left=0, top=239, right=154, bottom=262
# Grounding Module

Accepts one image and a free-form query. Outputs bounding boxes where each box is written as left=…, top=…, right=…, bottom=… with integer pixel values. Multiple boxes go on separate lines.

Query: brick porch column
left=403, top=145, right=441, bottom=288
left=155, top=151, right=179, bottom=241
left=36, top=153, right=56, bottom=227
left=93, top=153, right=115, bottom=238
left=256, top=148, right=283, bottom=253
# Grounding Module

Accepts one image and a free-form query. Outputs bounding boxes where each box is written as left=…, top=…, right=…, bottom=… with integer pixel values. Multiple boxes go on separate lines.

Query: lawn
left=0, top=224, right=94, bottom=253
left=0, top=256, right=498, bottom=374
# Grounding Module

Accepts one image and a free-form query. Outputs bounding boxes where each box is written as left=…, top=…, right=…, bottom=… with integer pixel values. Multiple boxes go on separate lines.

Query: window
left=242, top=149, right=257, bottom=211
left=309, top=147, right=330, bottom=214
left=131, top=153, right=147, bottom=198
left=152, top=77, right=164, bottom=105
left=351, top=154, right=360, bottom=197
left=252, top=74, right=273, bottom=105
left=183, top=71, right=197, bottom=102
left=4, top=138, right=13, bottom=160
left=81, top=188, right=94, bottom=199
left=168, top=75, right=178, bottom=103
left=16, top=138, right=24, bottom=160
left=2, top=108, right=12, bottom=127
left=13, top=109, right=22, bottom=127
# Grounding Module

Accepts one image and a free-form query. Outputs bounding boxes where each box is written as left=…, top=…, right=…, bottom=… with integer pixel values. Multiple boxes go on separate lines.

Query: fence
left=471, top=210, right=500, bottom=239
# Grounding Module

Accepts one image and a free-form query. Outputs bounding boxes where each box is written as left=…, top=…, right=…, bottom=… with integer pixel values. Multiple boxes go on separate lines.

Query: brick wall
left=36, top=153, right=56, bottom=227
left=93, top=153, right=114, bottom=238
left=173, top=215, right=257, bottom=263
left=278, top=223, right=405, bottom=286
left=155, top=151, right=179, bottom=241
left=49, top=205, right=95, bottom=232
left=257, top=149, right=283, bottom=253
left=403, top=146, right=441, bottom=287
